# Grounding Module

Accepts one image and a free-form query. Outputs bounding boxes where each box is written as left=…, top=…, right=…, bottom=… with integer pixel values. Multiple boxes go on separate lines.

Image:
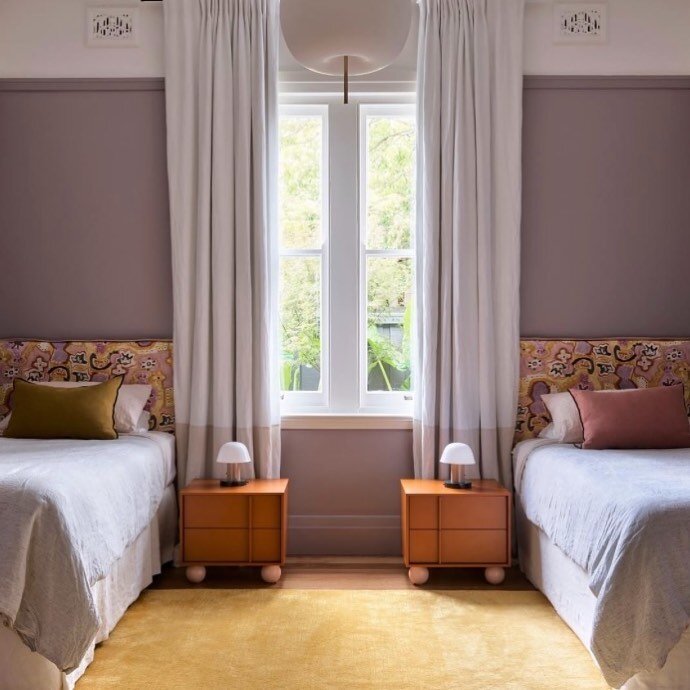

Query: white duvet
left=515, top=439, right=690, bottom=688
left=0, top=432, right=173, bottom=672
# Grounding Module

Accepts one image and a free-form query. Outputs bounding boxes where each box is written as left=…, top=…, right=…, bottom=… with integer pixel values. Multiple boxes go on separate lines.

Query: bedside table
left=400, top=479, right=511, bottom=585
left=179, top=478, right=288, bottom=583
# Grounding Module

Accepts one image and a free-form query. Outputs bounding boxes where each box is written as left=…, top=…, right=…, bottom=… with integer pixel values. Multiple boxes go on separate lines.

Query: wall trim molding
left=289, top=514, right=400, bottom=530
left=0, top=78, right=164, bottom=92
left=524, top=75, right=690, bottom=90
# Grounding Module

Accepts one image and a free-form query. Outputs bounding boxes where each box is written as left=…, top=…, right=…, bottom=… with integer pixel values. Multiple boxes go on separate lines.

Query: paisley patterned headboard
left=0, top=340, right=174, bottom=433
left=515, top=339, right=690, bottom=443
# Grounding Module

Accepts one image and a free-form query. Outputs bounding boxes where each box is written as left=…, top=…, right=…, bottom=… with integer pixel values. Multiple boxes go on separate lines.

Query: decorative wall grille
left=87, top=7, right=138, bottom=46
left=554, top=4, right=607, bottom=44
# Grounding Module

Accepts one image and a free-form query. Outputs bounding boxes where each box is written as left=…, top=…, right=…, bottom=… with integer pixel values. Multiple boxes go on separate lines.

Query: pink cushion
left=570, top=385, right=690, bottom=450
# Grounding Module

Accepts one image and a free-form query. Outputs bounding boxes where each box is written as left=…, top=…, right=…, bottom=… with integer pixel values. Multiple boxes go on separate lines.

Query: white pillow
left=539, top=392, right=583, bottom=443
left=0, top=381, right=152, bottom=434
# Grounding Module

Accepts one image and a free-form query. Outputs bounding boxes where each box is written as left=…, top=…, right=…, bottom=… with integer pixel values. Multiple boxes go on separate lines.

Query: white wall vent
left=86, top=6, right=138, bottom=47
left=553, top=3, right=607, bottom=44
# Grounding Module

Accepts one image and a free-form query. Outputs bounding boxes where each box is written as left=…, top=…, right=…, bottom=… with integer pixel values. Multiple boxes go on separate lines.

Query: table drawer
left=439, top=496, right=506, bottom=530
left=440, top=529, right=508, bottom=564
left=409, top=529, right=439, bottom=564
left=409, top=495, right=438, bottom=529
left=184, top=528, right=249, bottom=562
left=184, top=495, right=249, bottom=528
left=252, top=528, right=282, bottom=563
left=252, top=495, right=282, bottom=529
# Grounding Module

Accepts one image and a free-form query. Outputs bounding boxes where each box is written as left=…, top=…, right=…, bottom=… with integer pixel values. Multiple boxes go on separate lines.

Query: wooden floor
left=150, top=557, right=534, bottom=591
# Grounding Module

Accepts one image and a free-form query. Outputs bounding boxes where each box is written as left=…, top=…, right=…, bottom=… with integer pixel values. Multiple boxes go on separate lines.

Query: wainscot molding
left=0, top=78, right=165, bottom=92
left=524, top=75, right=690, bottom=90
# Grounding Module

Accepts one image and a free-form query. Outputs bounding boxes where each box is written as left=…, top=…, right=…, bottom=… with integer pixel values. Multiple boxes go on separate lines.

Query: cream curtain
left=164, top=0, right=280, bottom=485
left=414, top=0, right=524, bottom=485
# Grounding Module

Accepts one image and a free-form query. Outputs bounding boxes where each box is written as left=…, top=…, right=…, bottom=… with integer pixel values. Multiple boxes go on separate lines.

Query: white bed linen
left=515, top=439, right=690, bottom=689
left=518, top=501, right=690, bottom=690
left=0, top=483, right=177, bottom=690
left=0, top=431, right=175, bottom=674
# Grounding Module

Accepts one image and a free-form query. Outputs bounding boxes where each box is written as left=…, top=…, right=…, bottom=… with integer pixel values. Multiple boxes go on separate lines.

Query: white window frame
left=279, top=92, right=415, bottom=417
left=359, top=103, right=415, bottom=414
left=279, top=104, right=329, bottom=412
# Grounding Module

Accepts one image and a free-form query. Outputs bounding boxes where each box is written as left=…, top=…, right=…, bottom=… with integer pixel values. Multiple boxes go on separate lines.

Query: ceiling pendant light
left=280, top=0, right=413, bottom=104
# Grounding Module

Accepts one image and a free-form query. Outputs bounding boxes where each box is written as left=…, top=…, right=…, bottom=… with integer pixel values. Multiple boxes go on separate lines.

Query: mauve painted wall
left=521, top=77, right=690, bottom=337
left=0, top=80, right=172, bottom=340
left=2, top=77, right=690, bottom=555
left=283, top=429, right=413, bottom=555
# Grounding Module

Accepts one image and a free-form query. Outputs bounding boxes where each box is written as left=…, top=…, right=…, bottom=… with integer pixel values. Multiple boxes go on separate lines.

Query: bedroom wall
left=1, top=0, right=690, bottom=555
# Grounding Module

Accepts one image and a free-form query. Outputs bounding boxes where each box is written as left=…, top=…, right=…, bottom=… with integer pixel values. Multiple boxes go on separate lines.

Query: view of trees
left=279, top=112, right=415, bottom=393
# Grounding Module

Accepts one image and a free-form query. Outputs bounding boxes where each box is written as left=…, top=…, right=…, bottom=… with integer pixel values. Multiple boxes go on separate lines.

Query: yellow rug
left=78, top=589, right=609, bottom=689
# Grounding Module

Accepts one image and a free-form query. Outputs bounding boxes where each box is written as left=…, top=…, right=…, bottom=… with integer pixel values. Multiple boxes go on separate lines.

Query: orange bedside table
left=179, top=478, right=288, bottom=583
left=400, top=479, right=511, bottom=585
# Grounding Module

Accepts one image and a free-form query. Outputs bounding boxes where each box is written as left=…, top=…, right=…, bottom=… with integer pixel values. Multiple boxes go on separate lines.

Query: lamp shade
left=216, top=442, right=251, bottom=465
left=439, top=443, right=476, bottom=466
left=280, top=0, right=413, bottom=77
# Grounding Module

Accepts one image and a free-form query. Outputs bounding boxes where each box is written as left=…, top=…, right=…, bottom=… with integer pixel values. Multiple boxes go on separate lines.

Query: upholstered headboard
left=515, top=338, right=690, bottom=443
left=0, top=340, right=174, bottom=432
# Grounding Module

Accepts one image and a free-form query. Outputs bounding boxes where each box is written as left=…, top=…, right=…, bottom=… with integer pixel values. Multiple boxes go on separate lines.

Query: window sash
left=278, top=94, right=415, bottom=415
left=359, top=103, right=415, bottom=414
left=279, top=104, right=329, bottom=411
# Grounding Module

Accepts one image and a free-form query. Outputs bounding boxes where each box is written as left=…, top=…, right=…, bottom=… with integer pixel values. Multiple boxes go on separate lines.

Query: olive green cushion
left=5, top=377, right=122, bottom=440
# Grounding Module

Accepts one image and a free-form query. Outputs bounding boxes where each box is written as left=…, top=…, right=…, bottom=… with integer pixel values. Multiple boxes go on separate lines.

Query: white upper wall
left=1, top=0, right=689, bottom=79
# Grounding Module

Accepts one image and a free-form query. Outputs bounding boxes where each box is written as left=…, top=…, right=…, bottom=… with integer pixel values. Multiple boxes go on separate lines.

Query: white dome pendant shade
left=280, top=0, right=413, bottom=103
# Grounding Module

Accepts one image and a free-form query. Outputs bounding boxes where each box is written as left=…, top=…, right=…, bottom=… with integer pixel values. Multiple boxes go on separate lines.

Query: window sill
left=281, top=414, right=413, bottom=431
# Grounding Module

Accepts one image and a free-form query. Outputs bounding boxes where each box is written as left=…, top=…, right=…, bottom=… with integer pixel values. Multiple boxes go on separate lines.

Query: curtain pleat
left=164, top=0, right=280, bottom=485
left=414, top=0, right=524, bottom=486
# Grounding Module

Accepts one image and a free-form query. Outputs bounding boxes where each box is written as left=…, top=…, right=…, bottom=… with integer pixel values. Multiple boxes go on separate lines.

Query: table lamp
left=440, top=443, right=475, bottom=489
left=216, top=442, right=252, bottom=487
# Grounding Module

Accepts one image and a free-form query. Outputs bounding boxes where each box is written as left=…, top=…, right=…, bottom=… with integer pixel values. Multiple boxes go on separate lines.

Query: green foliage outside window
left=279, top=114, right=415, bottom=393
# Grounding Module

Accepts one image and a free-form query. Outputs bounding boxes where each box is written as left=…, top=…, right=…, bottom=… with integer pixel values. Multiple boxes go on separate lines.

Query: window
left=279, top=97, right=415, bottom=415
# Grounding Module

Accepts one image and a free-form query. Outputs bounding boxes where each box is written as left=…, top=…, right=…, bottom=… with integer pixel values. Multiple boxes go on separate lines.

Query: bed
left=0, top=340, right=176, bottom=690
left=514, top=338, right=690, bottom=690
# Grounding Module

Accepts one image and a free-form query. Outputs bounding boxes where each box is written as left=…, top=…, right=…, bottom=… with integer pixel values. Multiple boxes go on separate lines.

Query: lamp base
left=220, top=479, right=249, bottom=487
left=443, top=480, right=472, bottom=490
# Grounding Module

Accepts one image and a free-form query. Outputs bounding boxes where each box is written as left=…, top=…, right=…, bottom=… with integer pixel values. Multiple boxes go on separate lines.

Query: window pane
left=367, top=257, right=413, bottom=392
left=279, top=116, right=323, bottom=249
left=280, top=256, right=322, bottom=392
left=366, top=116, right=415, bottom=250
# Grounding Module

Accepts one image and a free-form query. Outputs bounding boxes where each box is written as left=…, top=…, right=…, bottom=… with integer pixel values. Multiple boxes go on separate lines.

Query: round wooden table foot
left=408, top=566, right=429, bottom=585
left=185, top=565, right=206, bottom=583
left=484, top=566, right=505, bottom=585
left=261, top=565, right=282, bottom=583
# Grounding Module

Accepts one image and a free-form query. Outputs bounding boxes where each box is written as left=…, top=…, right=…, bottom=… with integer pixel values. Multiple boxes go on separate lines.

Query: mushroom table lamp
left=216, top=442, right=252, bottom=487
left=440, top=443, right=475, bottom=490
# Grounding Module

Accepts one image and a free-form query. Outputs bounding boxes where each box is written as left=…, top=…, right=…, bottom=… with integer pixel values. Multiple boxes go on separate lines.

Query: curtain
left=164, top=0, right=280, bottom=485
left=414, top=0, right=524, bottom=486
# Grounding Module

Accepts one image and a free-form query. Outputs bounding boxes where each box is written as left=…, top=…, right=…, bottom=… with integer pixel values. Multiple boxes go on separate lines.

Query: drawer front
left=439, top=496, right=506, bottom=530
left=252, top=495, right=282, bottom=529
left=184, top=495, right=249, bottom=528
left=409, top=495, right=438, bottom=529
left=184, top=528, right=249, bottom=562
left=252, top=528, right=282, bottom=563
left=440, top=529, right=508, bottom=564
left=409, top=529, right=439, bottom=564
